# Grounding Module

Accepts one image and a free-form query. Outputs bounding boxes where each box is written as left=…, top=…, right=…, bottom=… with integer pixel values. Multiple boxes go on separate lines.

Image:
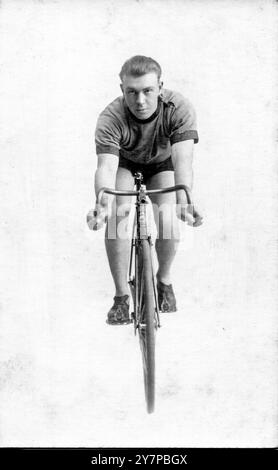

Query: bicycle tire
left=138, top=238, right=155, bottom=414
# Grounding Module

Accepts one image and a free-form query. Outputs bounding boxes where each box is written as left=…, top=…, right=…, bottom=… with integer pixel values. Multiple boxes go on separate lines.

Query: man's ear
left=159, top=81, right=163, bottom=95
left=120, top=83, right=124, bottom=93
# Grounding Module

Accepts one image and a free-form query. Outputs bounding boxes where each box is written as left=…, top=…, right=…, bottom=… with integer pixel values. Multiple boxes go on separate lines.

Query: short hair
left=119, top=55, right=162, bottom=81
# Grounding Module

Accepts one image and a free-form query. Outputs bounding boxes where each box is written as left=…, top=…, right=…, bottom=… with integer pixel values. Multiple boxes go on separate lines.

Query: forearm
left=94, top=166, right=116, bottom=200
left=94, top=153, right=118, bottom=204
left=171, top=141, right=194, bottom=204
left=174, top=167, right=193, bottom=206
left=174, top=162, right=193, bottom=191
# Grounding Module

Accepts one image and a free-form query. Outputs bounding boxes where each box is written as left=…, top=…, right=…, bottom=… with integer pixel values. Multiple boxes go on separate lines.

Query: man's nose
left=136, top=92, right=145, bottom=105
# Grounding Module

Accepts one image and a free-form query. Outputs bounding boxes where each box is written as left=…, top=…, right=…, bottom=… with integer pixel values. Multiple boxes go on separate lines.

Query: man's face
left=121, top=72, right=162, bottom=120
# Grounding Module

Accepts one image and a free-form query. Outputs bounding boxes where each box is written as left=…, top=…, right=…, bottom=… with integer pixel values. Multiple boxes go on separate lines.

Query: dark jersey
left=95, top=89, right=198, bottom=165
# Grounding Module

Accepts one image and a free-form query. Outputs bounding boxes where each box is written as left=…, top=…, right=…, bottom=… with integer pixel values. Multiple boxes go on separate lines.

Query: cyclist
left=87, top=55, right=203, bottom=325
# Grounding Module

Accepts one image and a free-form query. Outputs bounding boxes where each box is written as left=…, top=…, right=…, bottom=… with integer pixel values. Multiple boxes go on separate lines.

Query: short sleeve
left=95, top=109, right=122, bottom=156
left=169, top=96, right=199, bottom=145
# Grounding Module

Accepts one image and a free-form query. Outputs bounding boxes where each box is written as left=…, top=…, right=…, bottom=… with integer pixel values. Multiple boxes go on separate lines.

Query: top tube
left=97, top=184, right=192, bottom=205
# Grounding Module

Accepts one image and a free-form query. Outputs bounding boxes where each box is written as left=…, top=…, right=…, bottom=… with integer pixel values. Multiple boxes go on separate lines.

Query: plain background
left=0, top=0, right=277, bottom=447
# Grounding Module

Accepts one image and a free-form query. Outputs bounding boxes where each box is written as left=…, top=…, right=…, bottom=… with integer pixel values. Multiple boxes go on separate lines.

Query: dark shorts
left=118, top=156, right=174, bottom=183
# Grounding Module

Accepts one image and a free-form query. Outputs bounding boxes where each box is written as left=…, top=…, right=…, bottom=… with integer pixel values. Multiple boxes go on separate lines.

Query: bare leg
left=148, top=171, right=180, bottom=285
left=105, top=167, right=134, bottom=297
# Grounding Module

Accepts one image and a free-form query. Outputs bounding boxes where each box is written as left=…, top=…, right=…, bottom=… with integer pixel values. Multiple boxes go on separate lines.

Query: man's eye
left=128, top=90, right=135, bottom=95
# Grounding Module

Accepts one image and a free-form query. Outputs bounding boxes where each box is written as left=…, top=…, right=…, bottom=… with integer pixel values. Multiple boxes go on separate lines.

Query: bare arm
left=171, top=140, right=194, bottom=200
left=171, top=140, right=203, bottom=226
left=94, top=153, right=119, bottom=206
left=87, top=153, right=118, bottom=230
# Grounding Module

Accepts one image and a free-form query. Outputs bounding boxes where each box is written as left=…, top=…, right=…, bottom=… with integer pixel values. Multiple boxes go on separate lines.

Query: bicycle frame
left=97, top=174, right=192, bottom=330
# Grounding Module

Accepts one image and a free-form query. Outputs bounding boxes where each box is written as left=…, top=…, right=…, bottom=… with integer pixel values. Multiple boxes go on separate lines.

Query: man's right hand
left=87, top=203, right=108, bottom=231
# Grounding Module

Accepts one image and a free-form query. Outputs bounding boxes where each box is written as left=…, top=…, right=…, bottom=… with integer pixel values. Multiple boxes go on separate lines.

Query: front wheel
left=138, top=239, right=156, bottom=414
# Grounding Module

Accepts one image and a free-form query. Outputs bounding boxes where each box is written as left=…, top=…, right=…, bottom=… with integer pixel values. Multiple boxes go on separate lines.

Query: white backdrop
left=0, top=0, right=277, bottom=447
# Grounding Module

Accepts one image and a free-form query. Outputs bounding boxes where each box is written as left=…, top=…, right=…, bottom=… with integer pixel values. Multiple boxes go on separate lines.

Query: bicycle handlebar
left=97, top=184, right=192, bottom=206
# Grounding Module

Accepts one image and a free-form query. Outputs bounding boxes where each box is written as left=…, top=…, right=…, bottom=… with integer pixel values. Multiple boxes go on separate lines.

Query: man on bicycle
left=87, top=55, right=202, bottom=325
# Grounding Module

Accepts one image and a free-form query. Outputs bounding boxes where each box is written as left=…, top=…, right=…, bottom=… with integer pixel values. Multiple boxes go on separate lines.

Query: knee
left=105, top=200, right=132, bottom=241
left=109, top=196, right=132, bottom=218
left=116, top=199, right=132, bottom=220
left=153, top=204, right=179, bottom=241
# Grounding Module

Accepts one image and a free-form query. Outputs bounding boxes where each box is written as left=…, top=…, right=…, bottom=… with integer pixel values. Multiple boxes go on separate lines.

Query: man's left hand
left=177, top=203, right=203, bottom=227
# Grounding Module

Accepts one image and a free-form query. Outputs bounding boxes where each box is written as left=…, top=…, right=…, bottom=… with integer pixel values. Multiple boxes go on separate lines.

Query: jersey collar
left=124, top=96, right=162, bottom=124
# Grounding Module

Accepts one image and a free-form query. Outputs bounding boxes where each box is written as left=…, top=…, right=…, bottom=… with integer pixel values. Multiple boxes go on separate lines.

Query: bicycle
left=94, top=173, right=193, bottom=413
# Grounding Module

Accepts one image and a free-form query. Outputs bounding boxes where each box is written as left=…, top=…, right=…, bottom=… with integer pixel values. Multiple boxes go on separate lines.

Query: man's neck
left=125, top=96, right=162, bottom=123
